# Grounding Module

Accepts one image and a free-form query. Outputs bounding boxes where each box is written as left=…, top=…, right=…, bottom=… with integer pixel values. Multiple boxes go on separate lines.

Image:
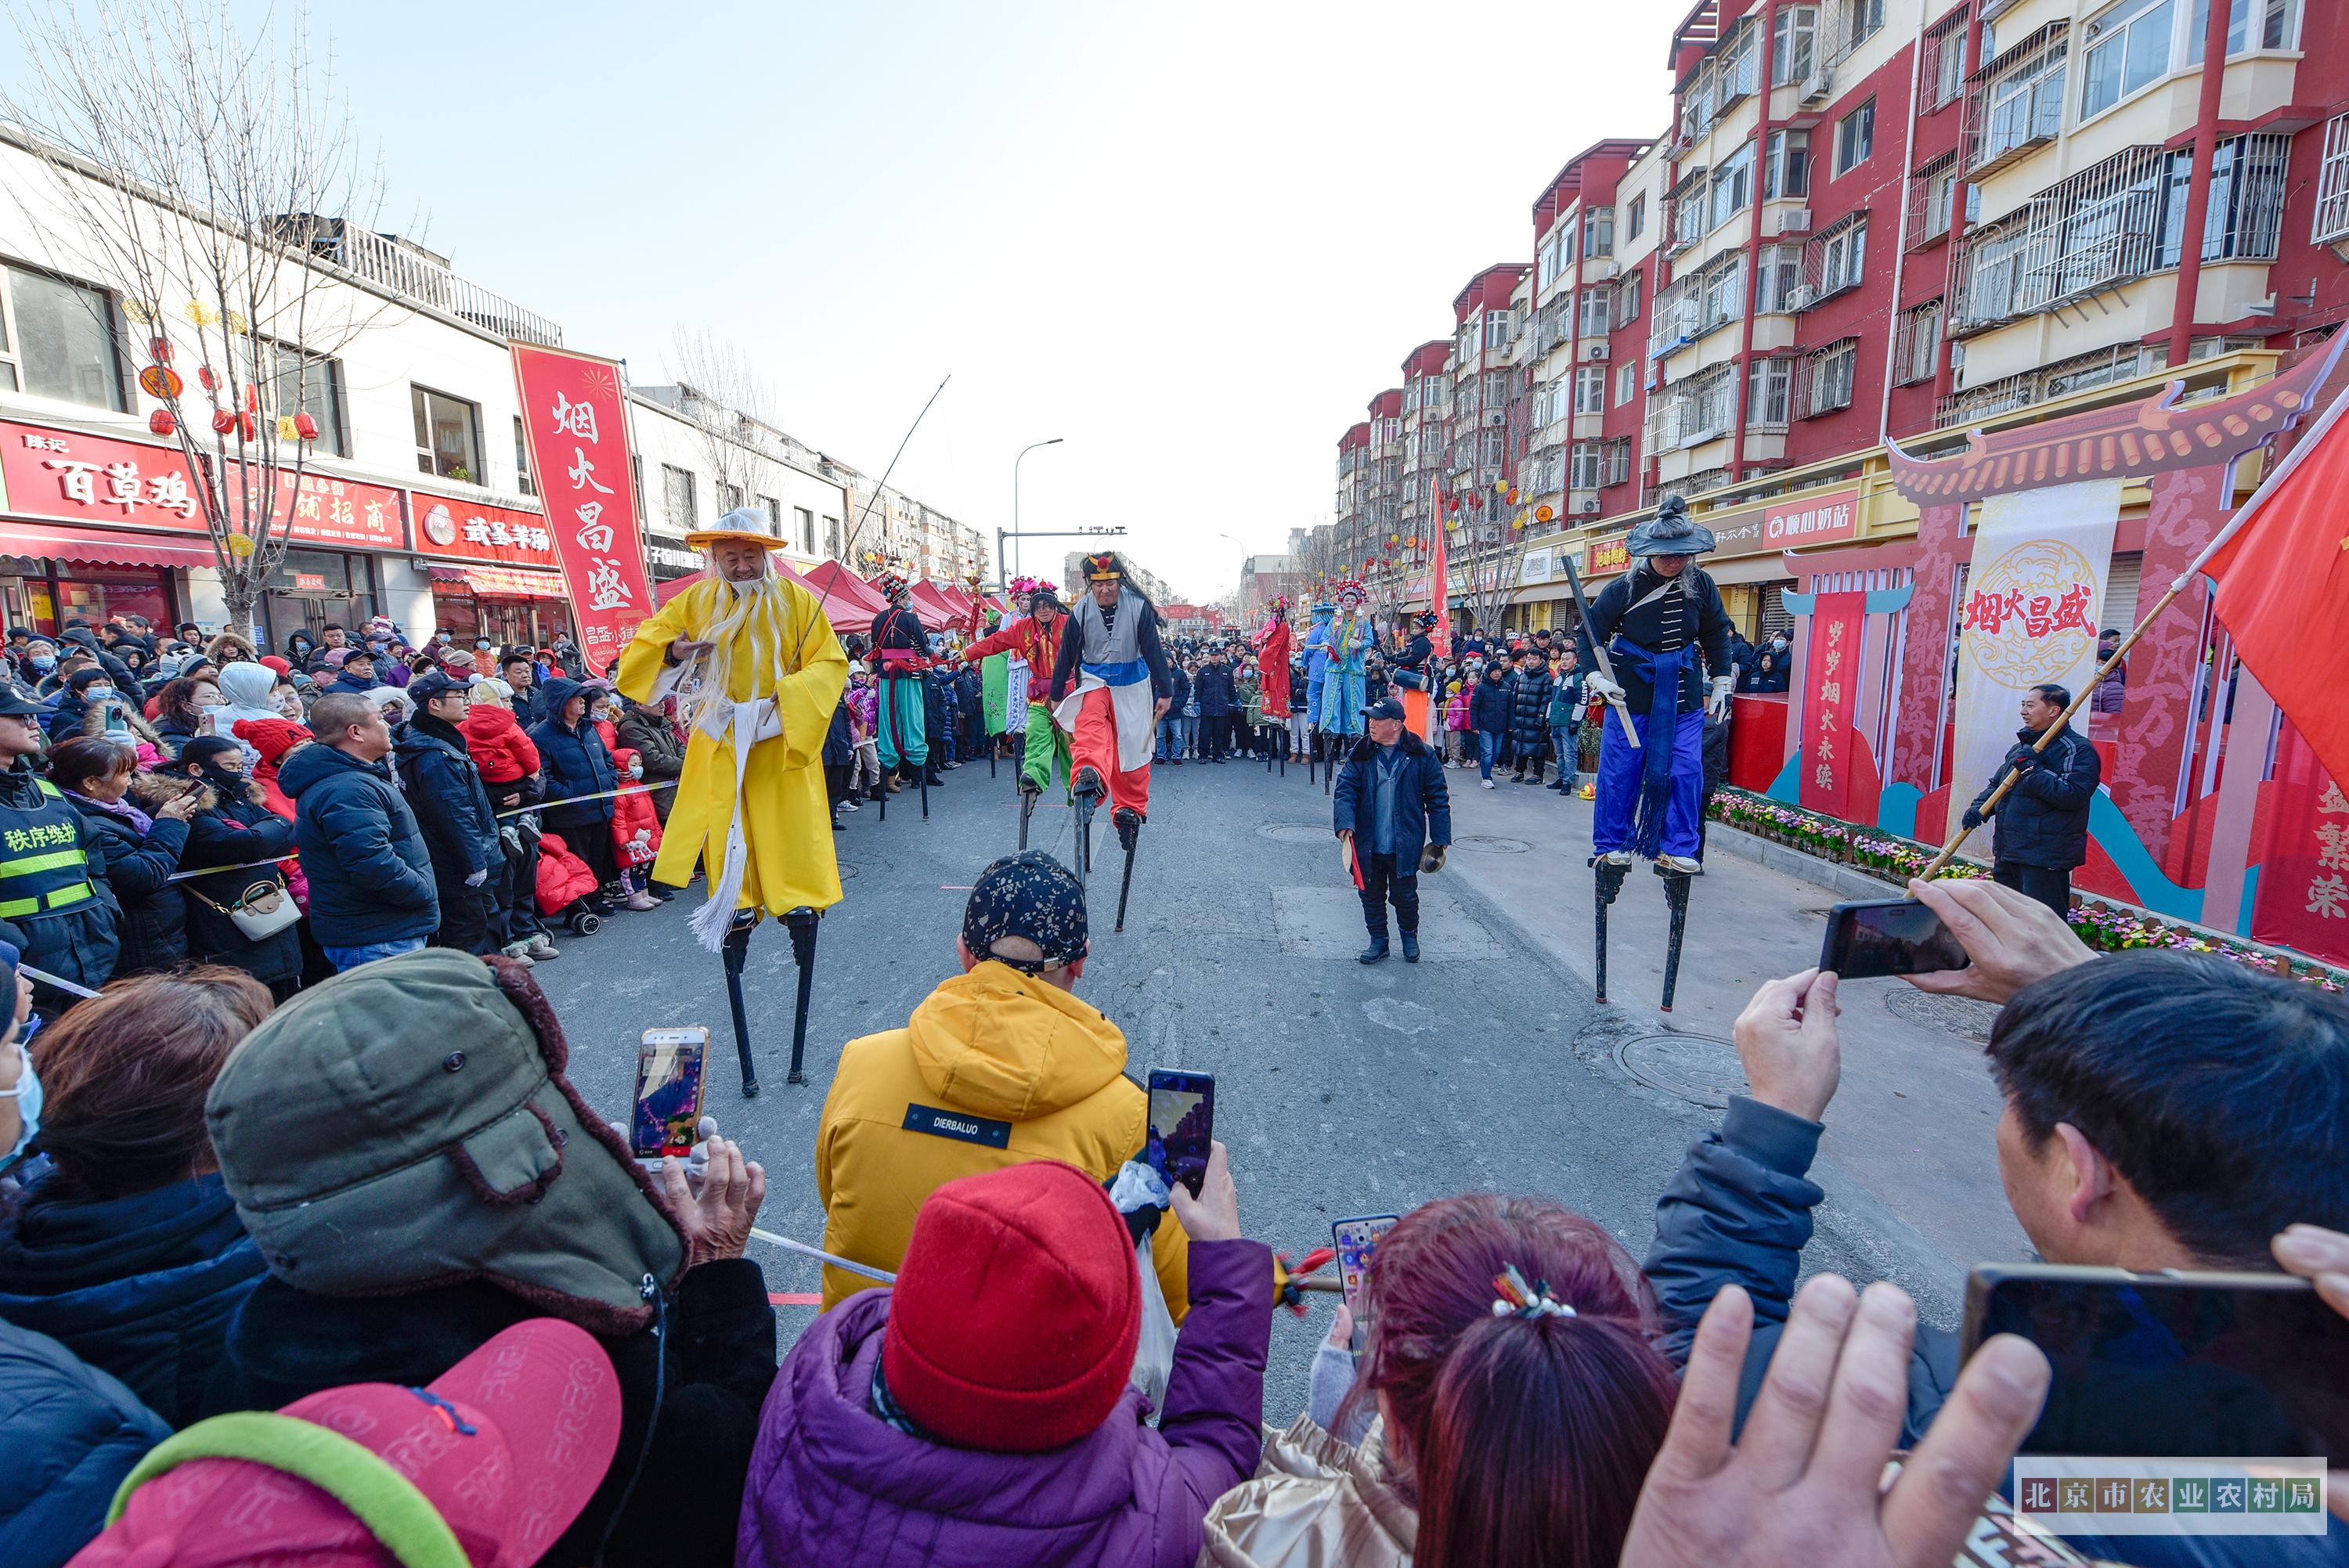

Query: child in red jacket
left=609, top=747, right=662, bottom=912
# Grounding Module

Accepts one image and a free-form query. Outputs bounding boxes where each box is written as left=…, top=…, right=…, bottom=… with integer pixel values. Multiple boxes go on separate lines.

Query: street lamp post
left=1006, top=438, right=1064, bottom=583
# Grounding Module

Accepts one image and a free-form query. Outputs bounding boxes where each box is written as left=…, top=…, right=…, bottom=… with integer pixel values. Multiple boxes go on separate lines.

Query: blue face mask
left=84, top=686, right=113, bottom=703
left=29, top=655, right=54, bottom=672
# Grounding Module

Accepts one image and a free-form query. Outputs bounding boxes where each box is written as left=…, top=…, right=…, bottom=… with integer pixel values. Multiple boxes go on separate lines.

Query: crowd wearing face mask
left=0, top=615, right=689, bottom=1024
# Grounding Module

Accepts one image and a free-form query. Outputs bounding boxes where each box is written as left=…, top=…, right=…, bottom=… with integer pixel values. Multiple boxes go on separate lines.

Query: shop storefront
left=412, top=492, right=572, bottom=650
left=0, top=551, right=182, bottom=635
left=258, top=548, right=383, bottom=655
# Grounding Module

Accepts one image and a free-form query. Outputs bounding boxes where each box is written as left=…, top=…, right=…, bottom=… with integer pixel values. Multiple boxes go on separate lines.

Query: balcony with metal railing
left=1962, top=25, right=2066, bottom=180
left=315, top=223, right=565, bottom=348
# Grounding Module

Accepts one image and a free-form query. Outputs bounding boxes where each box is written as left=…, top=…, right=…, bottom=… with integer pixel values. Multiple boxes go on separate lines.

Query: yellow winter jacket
left=814, top=959, right=1191, bottom=1317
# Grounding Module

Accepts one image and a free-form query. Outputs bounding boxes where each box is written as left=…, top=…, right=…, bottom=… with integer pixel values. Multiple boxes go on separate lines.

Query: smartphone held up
left=1819, top=896, right=1971, bottom=981
left=1145, top=1068, right=1214, bottom=1198
left=632, top=1026, right=709, bottom=1161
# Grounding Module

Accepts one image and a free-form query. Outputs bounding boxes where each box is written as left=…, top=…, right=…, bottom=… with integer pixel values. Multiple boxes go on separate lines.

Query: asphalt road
left=532, top=746, right=1943, bottom=1415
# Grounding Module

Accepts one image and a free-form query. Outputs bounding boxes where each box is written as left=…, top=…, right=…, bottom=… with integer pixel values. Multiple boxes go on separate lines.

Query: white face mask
left=627, top=761, right=643, bottom=779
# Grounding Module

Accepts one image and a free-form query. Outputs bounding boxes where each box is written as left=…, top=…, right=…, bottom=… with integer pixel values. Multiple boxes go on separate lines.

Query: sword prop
left=1560, top=555, right=1640, bottom=748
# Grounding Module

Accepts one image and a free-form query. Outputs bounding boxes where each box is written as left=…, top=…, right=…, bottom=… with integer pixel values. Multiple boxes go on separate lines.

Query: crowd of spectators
left=0, top=835, right=2336, bottom=1567
left=0, top=614, right=685, bottom=1015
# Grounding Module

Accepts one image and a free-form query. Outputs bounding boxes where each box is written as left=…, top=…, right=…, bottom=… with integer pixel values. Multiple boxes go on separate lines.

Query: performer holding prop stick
left=1048, top=552, right=1173, bottom=925
left=1570, top=496, right=1735, bottom=1010
left=618, top=511, right=847, bottom=1092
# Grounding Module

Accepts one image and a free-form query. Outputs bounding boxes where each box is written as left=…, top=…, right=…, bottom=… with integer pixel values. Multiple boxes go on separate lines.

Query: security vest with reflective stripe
left=0, top=777, right=97, bottom=921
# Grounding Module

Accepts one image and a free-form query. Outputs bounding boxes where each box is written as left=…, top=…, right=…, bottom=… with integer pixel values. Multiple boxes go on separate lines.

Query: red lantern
left=148, top=337, right=172, bottom=364
left=242, top=384, right=260, bottom=415
left=293, top=411, right=319, bottom=442
left=197, top=366, right=218, bottom=392
left=238, top=410, right=258, bottom=440
left=148, top=409, right=176, bottom=437
left=210, top=409, right=236, bottom=435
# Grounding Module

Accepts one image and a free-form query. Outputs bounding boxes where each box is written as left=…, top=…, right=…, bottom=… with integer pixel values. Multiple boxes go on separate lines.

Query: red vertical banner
left=1799, top=592, right=1866, bottom=820
left=510, top=345, right=654, bottom=676
left=2250, top=719, right=2349, bottom=967
left=1427, top=475, right=1452, bottom=661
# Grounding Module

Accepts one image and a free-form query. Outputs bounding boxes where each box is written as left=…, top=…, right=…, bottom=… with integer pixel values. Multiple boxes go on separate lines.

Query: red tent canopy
left=802, top=561, right=890, bottom=627
left=906, top=580, right=962, bottom=632
left=653, top=560, right=879, bottom=640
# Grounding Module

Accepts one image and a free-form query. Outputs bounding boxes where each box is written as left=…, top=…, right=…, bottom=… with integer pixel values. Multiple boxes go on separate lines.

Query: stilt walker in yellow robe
left=616, top=509, right=848, bottom=1092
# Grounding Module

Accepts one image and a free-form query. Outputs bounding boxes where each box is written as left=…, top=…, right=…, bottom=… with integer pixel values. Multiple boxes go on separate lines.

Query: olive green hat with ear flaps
left=205, top=949, right=687, bottom=1333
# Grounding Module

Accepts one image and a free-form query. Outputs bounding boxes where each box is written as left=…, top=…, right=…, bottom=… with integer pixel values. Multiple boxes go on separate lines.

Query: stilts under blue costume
left=1301, top=600, right=1336, bottom=729
left=1571, top=497, right=1735, bottom=1011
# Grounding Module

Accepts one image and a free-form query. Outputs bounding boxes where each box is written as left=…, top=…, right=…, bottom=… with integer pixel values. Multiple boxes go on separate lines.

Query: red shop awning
left=429, top=564, right=570, bottom=600
left=0, top=521, right=222, bottom=571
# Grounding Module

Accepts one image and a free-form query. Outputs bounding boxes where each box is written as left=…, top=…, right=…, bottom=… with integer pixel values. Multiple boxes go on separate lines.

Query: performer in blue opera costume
left=1315, top=579, right=1375, bottom=742
left=1576, top=496, right=1736, bottom=874
left=1300, top=600, right=1336, bottom=730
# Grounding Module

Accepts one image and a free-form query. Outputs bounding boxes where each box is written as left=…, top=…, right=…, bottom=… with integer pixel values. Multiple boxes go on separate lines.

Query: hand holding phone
left=1333, top=1214, right=1399, bottom=1357
left=1146, top=1068, right=1214, bottom=1198
left=631, top=1027, right=709, bottom=1160
left=1730, top=969, right=1842, bottom=1123
left=1818, top=896, right=1970, bottom=981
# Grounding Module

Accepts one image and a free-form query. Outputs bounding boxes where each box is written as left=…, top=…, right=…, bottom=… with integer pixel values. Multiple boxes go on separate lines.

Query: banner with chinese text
left=1799, top=592, right=1866, bottom=820
left=1950, top=480, right=2117, bottom=857
left=2250, top=719, right=2349, bottom=967
left=413, top=493, right=561, bottom=569
left=509, top=347, right=653, bottom=676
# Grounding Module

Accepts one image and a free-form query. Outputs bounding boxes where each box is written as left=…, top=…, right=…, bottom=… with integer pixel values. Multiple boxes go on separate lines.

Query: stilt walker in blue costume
left=1299, top=599, right=1335, bottom=784
left=1315, top=578, right=1374, bottom=759
left=1572, top=497, right=1735, bottom=1011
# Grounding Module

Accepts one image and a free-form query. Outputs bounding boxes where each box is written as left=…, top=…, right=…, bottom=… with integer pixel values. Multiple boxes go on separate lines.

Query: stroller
left=534, top=824, right=604, bottom=936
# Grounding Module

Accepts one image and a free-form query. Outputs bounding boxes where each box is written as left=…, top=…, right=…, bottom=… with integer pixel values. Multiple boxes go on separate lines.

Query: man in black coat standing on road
left=393, top=670, right=504, bottom=956
left=1334, top=698, right=1452, bottom=964
left=1962, top=682, right=2099, bottom=917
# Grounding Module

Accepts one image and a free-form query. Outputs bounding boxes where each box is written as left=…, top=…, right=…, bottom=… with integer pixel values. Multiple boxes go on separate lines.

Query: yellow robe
left=614, top=575, right=849, bottom=915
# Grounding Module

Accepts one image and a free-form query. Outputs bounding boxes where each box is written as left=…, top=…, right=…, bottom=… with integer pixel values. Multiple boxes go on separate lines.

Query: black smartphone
left=1333, top=1214, right=1400, bottom=1357
left=1964, top=1263, right=2349, bottom=1457
left=1145, top=1068, right=1214, bottom=1197
left=630, top=1027, right=709, bottom=1160
left=1818, top=896, right=1970, bottom=979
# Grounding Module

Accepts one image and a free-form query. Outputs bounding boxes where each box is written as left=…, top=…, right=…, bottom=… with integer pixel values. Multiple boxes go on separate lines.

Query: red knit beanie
left=881, top=1159, right=1141, bottom=1452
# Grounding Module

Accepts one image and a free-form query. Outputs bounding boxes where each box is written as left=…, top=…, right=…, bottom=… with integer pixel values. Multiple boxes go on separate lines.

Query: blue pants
left=1478, top=732, right=1499, bottom=780
left=1156, top=715, right=1182, bottom=761
left=1305, top=672, right=1326, bottom=729
left=1551, top=727, right=1575, bottom=780
left=1593, top=708, right=1705, bottom=858
left=323, top=935, right=427, bottom=973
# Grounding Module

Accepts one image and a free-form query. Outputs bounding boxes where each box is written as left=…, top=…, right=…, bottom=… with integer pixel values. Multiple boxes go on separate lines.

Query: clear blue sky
left=31, top=2, right=1682, bottom=602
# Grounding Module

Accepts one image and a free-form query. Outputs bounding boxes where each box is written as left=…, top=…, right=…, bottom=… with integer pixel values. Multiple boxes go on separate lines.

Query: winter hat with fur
left=206, top=949, right=688, bottom=1332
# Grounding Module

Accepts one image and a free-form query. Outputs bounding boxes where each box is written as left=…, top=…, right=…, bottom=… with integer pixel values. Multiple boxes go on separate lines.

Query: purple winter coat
left=735, top=1236, right=1272, bottom=1568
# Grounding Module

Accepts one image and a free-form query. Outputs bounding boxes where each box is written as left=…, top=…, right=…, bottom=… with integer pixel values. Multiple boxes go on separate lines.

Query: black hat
left=0, top=688, right=50, bottom=719
left=1365, top=698, right=1405, bottom=723
left=409, top=669, right=471, bottom=705
left=962, top=851, right=1088, bottom=973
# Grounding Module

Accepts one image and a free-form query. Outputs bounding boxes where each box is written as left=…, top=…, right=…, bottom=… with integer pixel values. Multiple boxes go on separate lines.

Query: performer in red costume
left=1048, top=553, right=1173, bottom=881
left=1257, top=596, right=1293, bottom=724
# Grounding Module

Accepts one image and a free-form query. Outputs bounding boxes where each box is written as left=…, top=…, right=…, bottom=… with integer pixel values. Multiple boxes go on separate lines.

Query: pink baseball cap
left=70, top=1317, right=622, bottom=1568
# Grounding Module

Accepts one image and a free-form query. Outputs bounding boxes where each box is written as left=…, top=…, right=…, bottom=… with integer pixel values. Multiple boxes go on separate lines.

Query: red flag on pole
left=2201, top=378, right=2349, bottom=792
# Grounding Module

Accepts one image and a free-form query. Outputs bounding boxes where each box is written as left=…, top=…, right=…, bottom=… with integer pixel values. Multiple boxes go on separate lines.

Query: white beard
left=678, top=568, right=793, bottom=734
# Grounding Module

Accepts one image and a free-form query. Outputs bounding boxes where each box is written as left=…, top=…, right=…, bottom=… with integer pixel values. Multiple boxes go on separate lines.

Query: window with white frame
left=1650, top=275, right=1701, bottom=357
left=1719, top=18, right=1759, bottom=103
left=1480, top=428, right=1505, bottom=465
left=2315, top=113, right=2349, bottom=244
left=1537, top=233, right=1562, bottom=290
left=0, top=263, right=124, bottom=409
left=1803, top=339, right=1860, bottom=416
left=1574, top=366, right=1607, bottom=414
left=1626, top=193, right=1647, bottom=240
left=1754, top=243, right=1806, bottom=312
left=1618, top=269, right=1641, bottom=321
left=1839, top=0, right=1885, bottom=54
left=1687, top=364, right=1737, bottom=445
left=1579, top=285, right=1613, bottom=338
left=662, top=463, right=698, bottom=531
left=1896, top=301, right=1943, bottom=384
left=1616, top=362, right=1636, bottom=405
left=1834, top=99, right=1875, bottom=175
left=1747, top=356, right=1794, bottom=428
left=716, top=480, right=745, bottom=516
left=1710, top=142, right=1756, bottom=231
left=1584, top=207, right=1615, bottom=258
left=413, top=386, right=482, bottom=481
left=2080, top=0, right=2174, bottom=118
left=1812, top=215, right=1868, bottom=297
left=1773, top=5, right=1819, bottom=84
left=513, top=416, right=532, bottom=496
left=1911, top=155, right=1966, bottom=243
left=1570, top=442, right=1607, bottom=489
left=1458, top=323, right=1476, bottom=361
left=1672, top=184, right=1710, bottom=250
left=789, top=503, right=811, bottom=552
left=1765, top=130, right=1810, bottom=200
left=1485, top=311, right=1513, bottom=350
left=2187, top=0, right=2296, bottom=59
left=1701, top=253, right=1747, bottom=333
left=1604, top=438, right=1633, bottom=486
left=266, top=342, right=346, bottom=458
left=1923, top=13, right=1968, bottom=109
left=2157, top=132, right=2290, bottom=265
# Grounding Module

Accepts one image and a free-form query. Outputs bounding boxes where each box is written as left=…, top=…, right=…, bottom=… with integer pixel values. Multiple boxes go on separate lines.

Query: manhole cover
left=1884, top=987, right=1999, bottom=1043
left=835, top=861, right=860, bottom=881
left=1257, top=822, right=1332, bottom=844
left=1453, top=834, right=1532, bottom=853
left=1615, top=1032, right=1747, bottom=1109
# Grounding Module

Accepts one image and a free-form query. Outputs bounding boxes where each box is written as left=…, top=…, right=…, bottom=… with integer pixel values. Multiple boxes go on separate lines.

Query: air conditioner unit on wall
left=1785, top=283, right=1819, bottom=312
left=1775, top=207, right=1812, bottom=236
left=1576, top=498, right=1603, bottom=515
left=1486, top=411, right=1506, bottom=427
left=1586, top=341, right=1611, bottom=362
